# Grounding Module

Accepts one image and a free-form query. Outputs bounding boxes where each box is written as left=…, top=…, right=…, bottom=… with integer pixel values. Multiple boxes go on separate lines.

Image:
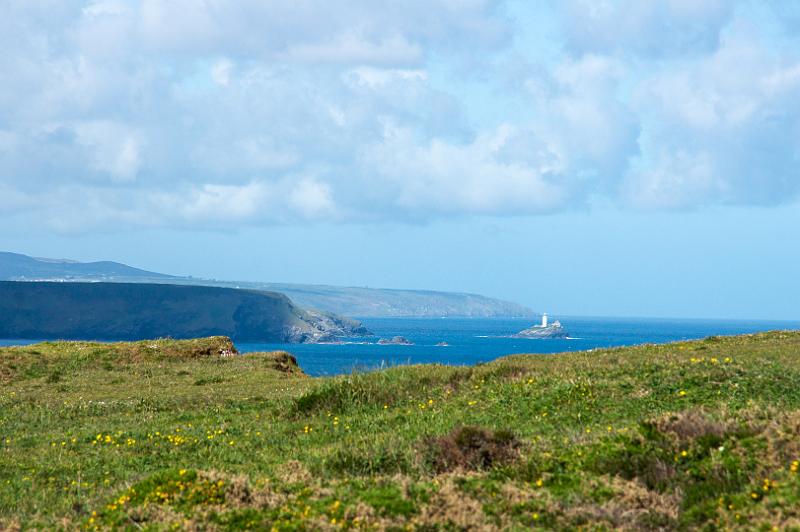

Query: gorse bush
left=422, top=425, right=521, bottom=473
left=253, top=351, right=303, bottom=374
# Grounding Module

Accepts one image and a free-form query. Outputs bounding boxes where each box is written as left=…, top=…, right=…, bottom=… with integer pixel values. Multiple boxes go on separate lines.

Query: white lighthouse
left=514, top=312, right=566, bottom=338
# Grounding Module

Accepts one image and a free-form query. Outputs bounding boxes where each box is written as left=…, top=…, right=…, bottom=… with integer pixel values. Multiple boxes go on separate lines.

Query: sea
left=4, top=316, right=796, bottom=376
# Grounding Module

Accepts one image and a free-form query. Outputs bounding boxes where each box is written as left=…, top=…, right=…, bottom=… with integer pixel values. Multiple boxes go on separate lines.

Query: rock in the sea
left=377, top=336, right=414, bottom=345
left=514, top=320, right=568, bottom=339
left=292, top=309, right=372, bottom=343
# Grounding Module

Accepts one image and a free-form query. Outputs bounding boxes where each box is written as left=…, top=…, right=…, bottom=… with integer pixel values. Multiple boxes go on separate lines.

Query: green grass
left=3, top=332, right=800, bottom=529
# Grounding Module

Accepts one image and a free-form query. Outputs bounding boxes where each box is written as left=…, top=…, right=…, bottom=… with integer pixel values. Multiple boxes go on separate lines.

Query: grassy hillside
left=2, top=331, right=800, bottom=529
left=0, top=281, right=368, bottom=343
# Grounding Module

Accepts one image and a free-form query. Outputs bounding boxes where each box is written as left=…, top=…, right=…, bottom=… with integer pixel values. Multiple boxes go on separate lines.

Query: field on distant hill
left=3, top=332, right=800, bottom=529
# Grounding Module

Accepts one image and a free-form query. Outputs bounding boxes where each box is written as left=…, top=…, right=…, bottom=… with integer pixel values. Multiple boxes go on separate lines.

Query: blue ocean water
left=240, top=316, right=800, bottom=375
left=3, top=316, right=799, bottom=376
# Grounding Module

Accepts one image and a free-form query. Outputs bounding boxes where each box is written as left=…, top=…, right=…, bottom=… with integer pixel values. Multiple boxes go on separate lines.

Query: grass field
left=3, top=331, right=800, bottom=530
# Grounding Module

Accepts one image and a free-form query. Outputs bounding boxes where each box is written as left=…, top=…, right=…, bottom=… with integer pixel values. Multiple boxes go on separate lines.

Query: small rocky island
left=377, top=336, right=414, bottom=345
left=514, top=313, right=568, bottom=339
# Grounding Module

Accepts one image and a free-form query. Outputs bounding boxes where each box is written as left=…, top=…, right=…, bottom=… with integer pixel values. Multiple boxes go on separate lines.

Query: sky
left=1, top=0, right=799, bottom=320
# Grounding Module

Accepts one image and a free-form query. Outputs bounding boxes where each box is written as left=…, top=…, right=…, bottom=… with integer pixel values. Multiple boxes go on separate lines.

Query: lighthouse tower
left=541, top=313, right=548, bottom=327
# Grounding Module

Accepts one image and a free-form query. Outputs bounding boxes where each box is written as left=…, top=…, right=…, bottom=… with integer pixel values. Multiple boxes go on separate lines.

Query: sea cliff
left=0, top=281, right=369, bottom=343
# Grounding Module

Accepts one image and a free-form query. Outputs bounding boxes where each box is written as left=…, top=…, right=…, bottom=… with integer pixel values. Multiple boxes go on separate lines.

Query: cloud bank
left=1, top=0, right=799, bottom=231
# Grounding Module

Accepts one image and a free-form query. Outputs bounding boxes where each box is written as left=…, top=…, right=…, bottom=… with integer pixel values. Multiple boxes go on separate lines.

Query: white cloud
left=211, top=59, right=234, bottom=87
left=532, top=55, right=640, bottom=186
left=0, top=130, right=18, bottom=152
left=346, top=67, right=429, bottom=89
left=286, top=33, right=423, bottom=66
left=130, top=0, right=508, bottom=62
left=623, top=29, right=800, bottom=208
left=0, top=184, right=35, bottom=215
left=289, top=179, right=337, bottom=219
left=622, top=150, right=724, bottom=209
left=358, top=124, right=569, bottom=217
left=558, top=0, right=734, bottom=57
left=74, top=121, right=142, bottom=182
left=166, top=182, right=272, bottom=222
left=1, top=1, right=800, bottom=233
left=145, top=178, right=337, bottom=226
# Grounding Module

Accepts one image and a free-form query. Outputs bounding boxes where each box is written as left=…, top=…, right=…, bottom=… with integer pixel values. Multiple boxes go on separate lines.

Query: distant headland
left=0, top=281, right=369, bottom=343
left=0, top=251, right=536, bottom=318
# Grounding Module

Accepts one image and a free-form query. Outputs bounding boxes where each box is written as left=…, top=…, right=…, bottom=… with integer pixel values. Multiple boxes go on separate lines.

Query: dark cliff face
left=0, top=282, right=368, bottom=343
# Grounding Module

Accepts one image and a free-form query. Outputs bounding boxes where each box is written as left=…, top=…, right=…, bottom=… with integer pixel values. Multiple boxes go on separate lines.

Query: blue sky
left=1, top=1, right=799, bottom=319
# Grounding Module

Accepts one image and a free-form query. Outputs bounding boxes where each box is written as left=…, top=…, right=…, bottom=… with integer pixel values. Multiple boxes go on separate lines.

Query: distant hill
left=0, top=281, right=368, bottom=343
left=0, top=252, right=536, bottom=318
left=252, top=283, right=535, bottom=318
left=0, top=251, right=171, bottom=280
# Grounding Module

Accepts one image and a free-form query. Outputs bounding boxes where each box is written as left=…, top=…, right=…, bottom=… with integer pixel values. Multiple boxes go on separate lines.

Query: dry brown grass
left=652, top=409, right=733, bottom=444
left=199, top=470, right=253, bottom=508
left=413, top=477, right=494, bottom=531
left=0, top=518, right=21, bottom=532
left=423, top=426, right=521, bottom=473
left=276, top=460, right=313, bottom=484
left=127, top=504, right=187, bottom=530
left=561, top=476, right=680, bottom=531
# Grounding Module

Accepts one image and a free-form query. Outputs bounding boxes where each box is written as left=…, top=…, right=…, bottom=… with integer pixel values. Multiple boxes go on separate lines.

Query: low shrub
left=423, top=426, right=521, bottom=473
left=246, top=350, right=304, bottom=375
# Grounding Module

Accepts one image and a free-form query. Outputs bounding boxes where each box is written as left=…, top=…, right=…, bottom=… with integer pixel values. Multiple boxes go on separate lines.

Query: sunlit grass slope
left=2, top=331, right=800, bottom=529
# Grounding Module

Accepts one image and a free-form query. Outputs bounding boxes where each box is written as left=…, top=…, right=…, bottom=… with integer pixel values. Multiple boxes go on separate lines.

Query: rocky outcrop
left=514, top=321, right=569, bottom=339
left=284, top=309, right=371, bottom=343
left=377, top=336, right=414, bottom=345
left=304, top=309, right=371, bottom=337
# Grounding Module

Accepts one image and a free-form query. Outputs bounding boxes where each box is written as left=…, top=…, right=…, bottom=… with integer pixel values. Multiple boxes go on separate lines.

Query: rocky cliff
left=513, top=321, right=569, bottom=339
left=0, top=281, right=369, bottom=343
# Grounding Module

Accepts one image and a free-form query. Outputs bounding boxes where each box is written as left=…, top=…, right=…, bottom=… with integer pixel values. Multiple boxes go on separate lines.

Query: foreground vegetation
left=2, top=331, right=800, bottom=529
